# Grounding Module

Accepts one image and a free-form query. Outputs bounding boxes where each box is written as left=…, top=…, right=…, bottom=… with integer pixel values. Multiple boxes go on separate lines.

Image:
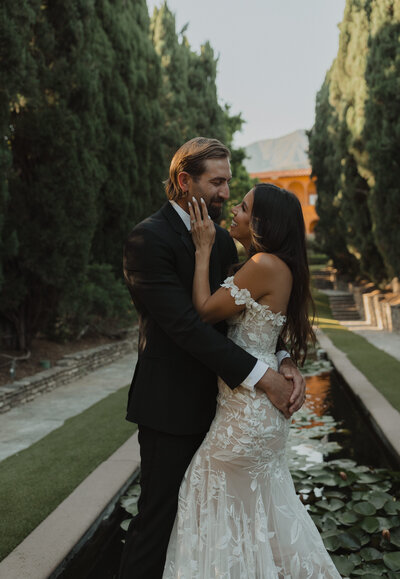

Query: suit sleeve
left=123, top=225, right=257, bottom=389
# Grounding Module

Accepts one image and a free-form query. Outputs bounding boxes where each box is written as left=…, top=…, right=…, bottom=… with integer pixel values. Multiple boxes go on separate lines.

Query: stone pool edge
left=316, top=328, right=400, bottom=464
left=0, top=432, right=140, bottom=579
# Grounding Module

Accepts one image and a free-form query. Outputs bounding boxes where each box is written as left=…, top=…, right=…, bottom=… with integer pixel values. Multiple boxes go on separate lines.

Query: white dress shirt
left=169, top=200, right=290, bottom=390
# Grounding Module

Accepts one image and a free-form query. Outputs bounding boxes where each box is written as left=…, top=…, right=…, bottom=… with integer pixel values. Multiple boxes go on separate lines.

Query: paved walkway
left=0, top=352, right=137, bottom=463
left=320, top=289, right=400, bottom=362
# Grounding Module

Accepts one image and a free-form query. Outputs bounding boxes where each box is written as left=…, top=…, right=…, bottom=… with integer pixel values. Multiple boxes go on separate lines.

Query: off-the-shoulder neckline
left=221, top=276, right=287, bottom=323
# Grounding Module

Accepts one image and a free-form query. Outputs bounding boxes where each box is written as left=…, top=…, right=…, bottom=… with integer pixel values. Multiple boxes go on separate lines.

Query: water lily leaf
left=360, top=517, right=380, bottom=533
left=390, top=527, right=400, bottom=547
left=338, top=511, right=359, bottom=525
left=377, top=516, right=398, bottom=530
left=384, top=501, right=400, bottom=515
left=383, top=551, right=400, bottom=571
left=323, top=534, right=340, bottom=552
left=331, top=554, right=355, bottom=575
left=364, top=491, right=393, bottom=509
left=360, top=547, right=383, bottom=561
left=120, top=518, right=131, bottom=532
left=354, top=502, right=377, bottom=516
left=338, top=531, right=362, bottom=551
left=358, top=472, right=385, bottom=483
left=352, top=562, right=387, bottom=575
left=370, top=480, right=392, bottom=492
left=349, top=553, right=362, bottom=565
left=329, top=458, right=357, bottom=469
left=312, top=474, right=340, bottom=486
left=316, top=498, right=345, bottom=512
left=324, top=490, right=346, bottom=499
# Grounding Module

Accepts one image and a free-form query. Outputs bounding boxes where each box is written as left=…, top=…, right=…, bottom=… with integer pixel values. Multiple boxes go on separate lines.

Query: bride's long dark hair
left=247, top=183, right=315, bottom=365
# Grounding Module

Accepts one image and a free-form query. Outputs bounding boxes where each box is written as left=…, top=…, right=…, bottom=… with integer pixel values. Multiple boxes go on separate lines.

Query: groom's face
left=188, top=157, right=232, bottom=220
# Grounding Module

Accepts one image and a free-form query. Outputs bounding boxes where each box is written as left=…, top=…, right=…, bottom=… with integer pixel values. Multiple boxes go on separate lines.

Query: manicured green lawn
left=314, top=290, right=400, bottom=413
left=0, top=385, right=136, bottom=561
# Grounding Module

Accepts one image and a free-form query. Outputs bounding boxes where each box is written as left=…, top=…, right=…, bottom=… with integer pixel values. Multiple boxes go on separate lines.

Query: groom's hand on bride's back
left=279, top=358, right=306, bottom=415
left=255, top=362, right=305, bottom=419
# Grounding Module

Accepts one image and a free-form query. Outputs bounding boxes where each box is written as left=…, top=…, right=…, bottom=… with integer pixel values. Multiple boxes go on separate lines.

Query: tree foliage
left=309, top=0, right=399, bottom=284
left=1, top=0, right=254, bottom=349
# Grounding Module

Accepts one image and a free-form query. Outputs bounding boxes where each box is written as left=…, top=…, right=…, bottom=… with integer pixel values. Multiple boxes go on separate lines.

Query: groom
left=119, top=137, right=305, bottom=578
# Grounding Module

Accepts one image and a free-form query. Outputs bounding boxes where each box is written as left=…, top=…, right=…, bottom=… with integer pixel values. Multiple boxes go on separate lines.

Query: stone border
left=0, top=432, right=140, bottom=579
left=0, top=329, right=138, bottom=414
left=316, top=328, right=400, bottom=464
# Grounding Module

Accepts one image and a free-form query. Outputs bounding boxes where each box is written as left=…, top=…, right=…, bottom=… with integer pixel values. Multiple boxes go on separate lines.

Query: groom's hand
left=255, top=369, right=293, bottom=419
left=279, top=358, right=306, bottom=415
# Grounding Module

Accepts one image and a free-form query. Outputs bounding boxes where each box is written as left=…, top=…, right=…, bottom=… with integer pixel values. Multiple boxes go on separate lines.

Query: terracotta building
left=249, top=168, right=318, bottom=235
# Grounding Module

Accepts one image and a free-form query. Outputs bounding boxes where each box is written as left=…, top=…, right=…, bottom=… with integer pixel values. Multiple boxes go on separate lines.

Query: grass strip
left=0, top=385, right=136, bottom=561
left=314, top=290, right=400, bottom=412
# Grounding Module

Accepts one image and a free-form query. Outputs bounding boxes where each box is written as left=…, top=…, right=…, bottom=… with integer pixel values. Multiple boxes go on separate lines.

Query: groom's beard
left=208, top=196, right=225, bottom=221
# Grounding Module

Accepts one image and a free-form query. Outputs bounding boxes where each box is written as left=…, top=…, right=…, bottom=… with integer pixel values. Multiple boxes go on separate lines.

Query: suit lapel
left=209, top=239, right=221, bottom=292
left=161, top=201, right=222, bottom=290
left=161, top=202, right=195, bottom=259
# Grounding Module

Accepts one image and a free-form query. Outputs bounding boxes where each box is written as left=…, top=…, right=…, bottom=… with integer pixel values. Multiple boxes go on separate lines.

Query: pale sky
left=147, top=0, right=346, bottom=147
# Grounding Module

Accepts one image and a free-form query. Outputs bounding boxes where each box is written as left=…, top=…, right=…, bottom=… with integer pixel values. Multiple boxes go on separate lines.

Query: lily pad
left=360, top=547, right=383, bottom=561
left=360, top=517, right=380, bottom=533
left=338, top=530, right=362, bottom=551
left=390, top=527, right=400, bottom=547
left=338, top=511, right=359, bottom=526
left=322, top=534, right=340, bottom=552
left=354, top=502, right=377, bottom=516
left=330, top=554, right=355, bottom=575
left=384, top=501, right=400, bottom=515
left=316, top=498, right=345, bottom=512
left=383, top=551, right=400, bottom=571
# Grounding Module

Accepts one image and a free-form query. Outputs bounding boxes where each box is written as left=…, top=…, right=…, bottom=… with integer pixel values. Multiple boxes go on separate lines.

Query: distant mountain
left=244, top=129, right=310, bottom=173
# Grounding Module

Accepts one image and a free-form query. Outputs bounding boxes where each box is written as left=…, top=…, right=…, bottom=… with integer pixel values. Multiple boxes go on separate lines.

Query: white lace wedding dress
left=163, top=277, right=341, bottom=578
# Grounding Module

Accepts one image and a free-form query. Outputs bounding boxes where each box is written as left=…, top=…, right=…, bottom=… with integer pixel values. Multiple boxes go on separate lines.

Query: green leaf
left=349, top=553, right=362, bottom=565
left=358, top=473, right=385, bottom=484
left=338, top=511, right=359, bottom=526
left=120, top=518, right=131, bottom=532
left=354, top=502, right=377, bottom=516
left=360, top=547, right=383, bottom=561
left=316, top=498, right=345, bottom=512
left=331, top=554, right=355, bottom=575
left=383, top=552, right=400, bottom=571
left=384, top=501, right=400, bottom=515
left=360, top=517, right=380, bottom=533
left=366, top=491, right=393, bottom=509
left=323, top=534, right=340, bottom=552
left=390, top=527, right=400, bottom=547
left=338, top=531, right=362, bottom=551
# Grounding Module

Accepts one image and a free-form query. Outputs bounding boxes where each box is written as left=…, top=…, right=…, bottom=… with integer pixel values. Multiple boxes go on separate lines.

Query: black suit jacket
left=123, top=202, right=257, bottom=435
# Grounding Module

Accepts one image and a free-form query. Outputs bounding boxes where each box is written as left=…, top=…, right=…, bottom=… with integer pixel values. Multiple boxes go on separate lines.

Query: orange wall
left=250, top=171, right=318, bottom=235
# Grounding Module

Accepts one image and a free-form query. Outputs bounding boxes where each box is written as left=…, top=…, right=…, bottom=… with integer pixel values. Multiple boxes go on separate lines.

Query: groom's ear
left=177, top=171, right=191, bottom=194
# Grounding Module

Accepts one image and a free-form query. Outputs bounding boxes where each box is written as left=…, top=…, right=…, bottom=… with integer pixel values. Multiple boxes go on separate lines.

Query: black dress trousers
left=118, top=425, right=207, bottom=579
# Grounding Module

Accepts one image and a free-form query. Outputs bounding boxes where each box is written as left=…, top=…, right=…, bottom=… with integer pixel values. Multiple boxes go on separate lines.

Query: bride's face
left=229, top=189, right=254, bottom=247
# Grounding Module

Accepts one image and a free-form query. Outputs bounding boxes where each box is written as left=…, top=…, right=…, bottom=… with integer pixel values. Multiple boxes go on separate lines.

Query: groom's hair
left=165, top=137, right=230, bottom=201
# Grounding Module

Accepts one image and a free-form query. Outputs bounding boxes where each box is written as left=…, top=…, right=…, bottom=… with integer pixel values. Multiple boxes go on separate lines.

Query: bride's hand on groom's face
left=189, top=197, right=216, bottom=253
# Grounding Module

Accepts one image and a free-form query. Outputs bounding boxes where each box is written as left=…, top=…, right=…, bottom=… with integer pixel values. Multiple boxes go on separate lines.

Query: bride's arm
left=189, top=198, right=271, bottom=324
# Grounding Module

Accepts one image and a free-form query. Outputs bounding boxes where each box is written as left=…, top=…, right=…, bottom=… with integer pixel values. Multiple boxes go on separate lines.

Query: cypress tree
left=308, top=75, right=359, bottom=274
left=364, top=0, right=400, bottom=279
left=150, top=2, right=190, bottom=162
left=1, top=0, right=101, bottom=348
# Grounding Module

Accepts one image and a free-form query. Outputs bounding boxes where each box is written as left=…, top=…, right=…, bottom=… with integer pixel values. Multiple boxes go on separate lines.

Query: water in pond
left=57, top=368, right=400, bottom=578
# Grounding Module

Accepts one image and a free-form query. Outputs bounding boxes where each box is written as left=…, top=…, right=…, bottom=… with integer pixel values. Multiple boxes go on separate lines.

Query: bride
left=163, top=183, right=340, bottom=578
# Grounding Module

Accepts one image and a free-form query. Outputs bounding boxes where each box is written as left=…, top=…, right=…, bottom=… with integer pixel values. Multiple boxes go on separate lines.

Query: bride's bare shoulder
left=249, top=252, right=290, bottom=274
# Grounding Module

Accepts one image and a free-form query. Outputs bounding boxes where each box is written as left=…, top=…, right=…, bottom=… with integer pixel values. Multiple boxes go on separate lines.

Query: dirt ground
left=0, top=334, right=116, bottom=387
